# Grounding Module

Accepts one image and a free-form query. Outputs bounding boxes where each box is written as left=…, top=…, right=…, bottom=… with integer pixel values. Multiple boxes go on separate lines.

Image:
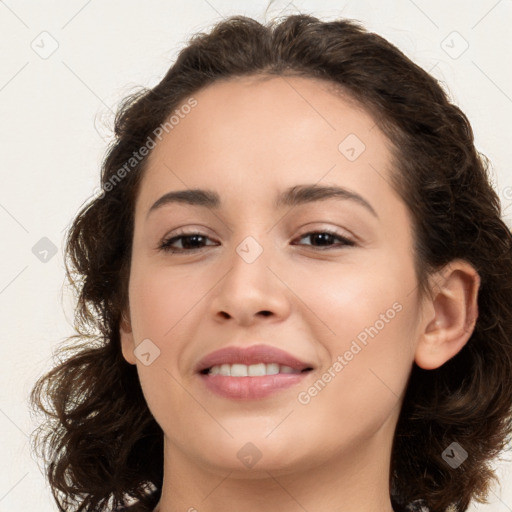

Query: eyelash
left=158, top=229, right=356, bottom=254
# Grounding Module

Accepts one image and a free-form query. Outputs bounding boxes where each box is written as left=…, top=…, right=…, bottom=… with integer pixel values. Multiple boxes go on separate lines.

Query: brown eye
left=158, top=229, right=355, bottom=254
left=292, top=230, right=355, bottom=249
left=159, top=232, right=217, bottom=253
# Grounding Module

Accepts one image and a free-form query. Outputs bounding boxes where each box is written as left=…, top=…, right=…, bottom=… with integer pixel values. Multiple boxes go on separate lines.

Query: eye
left=158, top=231, right=217, bottom=253
left=158, top=229, right=356, bottom=254
left=292, top=230, right=356, bottom=250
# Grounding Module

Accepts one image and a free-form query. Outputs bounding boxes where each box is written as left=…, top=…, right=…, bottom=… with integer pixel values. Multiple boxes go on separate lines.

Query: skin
left=120, top=75, right=480, bottom=512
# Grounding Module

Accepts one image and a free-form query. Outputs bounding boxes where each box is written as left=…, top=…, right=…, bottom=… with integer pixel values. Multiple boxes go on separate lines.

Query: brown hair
left=30, top=14, right=512, bottom=512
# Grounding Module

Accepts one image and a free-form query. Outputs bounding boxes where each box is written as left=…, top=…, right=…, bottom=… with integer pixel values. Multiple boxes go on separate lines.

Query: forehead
left=173, top=74, right=378, bottom=152
left=137, top=74, right=400, bottom=217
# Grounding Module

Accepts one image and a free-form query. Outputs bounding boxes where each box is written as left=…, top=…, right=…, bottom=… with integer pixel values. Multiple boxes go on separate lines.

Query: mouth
left=195, top=344, right=315, bottom=400
left=199, top=363, right=313, bottom=376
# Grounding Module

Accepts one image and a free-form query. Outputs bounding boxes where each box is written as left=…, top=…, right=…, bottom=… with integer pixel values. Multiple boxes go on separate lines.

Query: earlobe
left=119, top=308, right=137, bottom=365
left=414, top=260, right=480, bottom=370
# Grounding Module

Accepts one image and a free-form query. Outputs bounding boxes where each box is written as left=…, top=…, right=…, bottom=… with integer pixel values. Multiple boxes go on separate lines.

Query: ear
left=119, top=305, right=137, bottom=365
left=415, top=260, right=480, bottom=370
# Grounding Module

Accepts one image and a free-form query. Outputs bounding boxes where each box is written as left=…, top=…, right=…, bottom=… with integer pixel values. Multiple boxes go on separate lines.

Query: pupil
left=184, top=235, right=204, bottom=249
left=314, top=233, right=332, bottom=245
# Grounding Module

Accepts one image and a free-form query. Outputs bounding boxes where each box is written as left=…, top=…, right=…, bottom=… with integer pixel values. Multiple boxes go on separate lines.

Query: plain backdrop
left=0, top=0, right=511, bottom=510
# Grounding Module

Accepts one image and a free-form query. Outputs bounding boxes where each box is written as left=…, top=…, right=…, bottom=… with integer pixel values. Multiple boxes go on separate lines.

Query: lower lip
left=199, top=372, right=310, bottom=400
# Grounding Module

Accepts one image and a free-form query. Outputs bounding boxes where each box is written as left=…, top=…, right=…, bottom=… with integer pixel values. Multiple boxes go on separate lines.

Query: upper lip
left=195, top=344, right=314, bottom=373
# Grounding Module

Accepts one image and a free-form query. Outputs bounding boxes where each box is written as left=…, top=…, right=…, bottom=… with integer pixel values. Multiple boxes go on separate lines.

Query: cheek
left=128, top=263, right=200, bottom=423
left=289, top=251, right=419, bottom=401
left=289, top=251, right=417, bottom=345
left=127, top=262, right=214, bottom=419
left=128, top=262, right=204, bottom=345
left=286, top=276, right=418, bottom=450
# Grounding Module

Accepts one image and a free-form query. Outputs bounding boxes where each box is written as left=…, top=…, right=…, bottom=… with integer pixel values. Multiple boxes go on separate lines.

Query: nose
left=208, top=237, right=291, bottom=326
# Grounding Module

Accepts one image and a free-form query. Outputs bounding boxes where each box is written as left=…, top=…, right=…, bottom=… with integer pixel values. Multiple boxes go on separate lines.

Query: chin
left=187, top=435, right=317, bottom=476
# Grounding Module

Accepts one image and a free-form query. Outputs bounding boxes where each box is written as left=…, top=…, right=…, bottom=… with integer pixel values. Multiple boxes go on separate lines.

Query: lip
left=195, top=344, right=313, bottom=373
left=195, top=344, right=314, bottom=400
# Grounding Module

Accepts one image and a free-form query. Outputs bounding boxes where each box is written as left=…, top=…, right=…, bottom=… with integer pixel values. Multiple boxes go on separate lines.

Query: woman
left=30, top=13, right=512, bottom=512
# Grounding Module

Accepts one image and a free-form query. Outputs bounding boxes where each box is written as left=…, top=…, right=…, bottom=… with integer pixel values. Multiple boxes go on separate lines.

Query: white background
left=0, top=0, right=511, bottom=510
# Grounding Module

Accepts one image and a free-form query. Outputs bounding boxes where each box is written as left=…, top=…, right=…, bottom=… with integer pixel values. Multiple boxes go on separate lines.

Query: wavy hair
left=30, top=14, right=512, bottom=512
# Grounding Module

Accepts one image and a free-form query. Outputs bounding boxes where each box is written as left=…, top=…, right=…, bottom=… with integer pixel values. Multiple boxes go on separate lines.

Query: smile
left=203, top=362, right=310, bottom=376
left=195, top=344, right=315, bottom=400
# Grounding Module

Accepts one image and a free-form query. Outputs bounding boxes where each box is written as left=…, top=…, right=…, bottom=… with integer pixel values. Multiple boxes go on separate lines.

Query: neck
left=154, top=413, right=397, bottom=512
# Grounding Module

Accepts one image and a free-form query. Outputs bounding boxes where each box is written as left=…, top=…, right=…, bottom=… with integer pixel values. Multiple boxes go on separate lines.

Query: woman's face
left=121, top=75, right=428, bottom=477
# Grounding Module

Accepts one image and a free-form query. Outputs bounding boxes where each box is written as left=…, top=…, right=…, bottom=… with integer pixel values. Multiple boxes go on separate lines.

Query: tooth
left=219, top=364, right=231, bottom=376
left=230, top=364, right=248, bottom=377
left=248, top=363, right=266, bottom=376
left=266, top=363, right=280, bottom=375
left=206, top=363, right=304, bottom=376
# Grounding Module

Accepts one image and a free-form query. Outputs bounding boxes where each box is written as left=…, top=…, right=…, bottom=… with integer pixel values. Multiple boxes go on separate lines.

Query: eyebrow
left=146, top=184, right=378, bottom=219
